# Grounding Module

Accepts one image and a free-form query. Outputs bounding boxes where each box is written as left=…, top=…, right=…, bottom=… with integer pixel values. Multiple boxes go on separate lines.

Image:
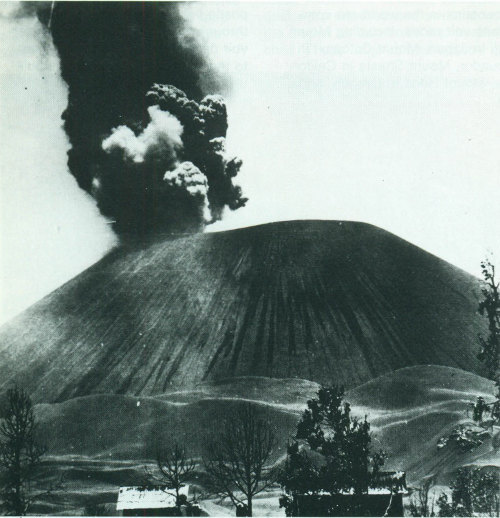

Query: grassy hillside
left=0, top=220, right=487, bottom=403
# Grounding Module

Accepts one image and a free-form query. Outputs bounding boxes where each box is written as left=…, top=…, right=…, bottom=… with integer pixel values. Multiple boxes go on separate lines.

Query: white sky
left=190, top=3, right=500, bottom=271
left=2, top=2, right=500, bottom=324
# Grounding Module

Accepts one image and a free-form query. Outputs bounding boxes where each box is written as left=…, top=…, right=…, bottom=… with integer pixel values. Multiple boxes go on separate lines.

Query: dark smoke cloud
left=34, top=2, right=246, bottom=235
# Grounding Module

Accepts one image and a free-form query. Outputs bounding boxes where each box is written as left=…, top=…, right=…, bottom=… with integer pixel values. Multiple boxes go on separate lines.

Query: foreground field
left=27, top=365, right=499, bottom=515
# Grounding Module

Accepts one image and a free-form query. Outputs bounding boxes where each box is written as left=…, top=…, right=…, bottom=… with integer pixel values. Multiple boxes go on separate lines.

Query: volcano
left=0, top=220, right=486, bottom=403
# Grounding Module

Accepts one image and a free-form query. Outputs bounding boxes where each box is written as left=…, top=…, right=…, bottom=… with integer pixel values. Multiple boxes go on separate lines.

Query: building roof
left=370, top=471, right=407, bottom=492
left=296, top=471, right=408, bottom=497
left=116, top=485, right=189, bottom=510
left=303, top=488, right=405, bottom=497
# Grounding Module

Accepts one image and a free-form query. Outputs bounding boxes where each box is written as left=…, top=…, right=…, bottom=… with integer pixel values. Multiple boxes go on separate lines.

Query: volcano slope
left=0, top=220, right=487, bottom=403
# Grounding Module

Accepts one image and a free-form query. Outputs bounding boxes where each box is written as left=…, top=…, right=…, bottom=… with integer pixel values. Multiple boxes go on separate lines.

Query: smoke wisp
left=35, top=2, right=246, bottom=235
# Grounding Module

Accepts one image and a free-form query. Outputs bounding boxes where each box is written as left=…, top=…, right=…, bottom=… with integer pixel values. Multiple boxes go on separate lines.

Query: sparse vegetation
left=472, top=396, right=489, bottom=422
left=437, top=423, right=490, bottom=452
left=0, top=386, right=50, bottom=515
left=436, top=467, right=499, bottom=517
left=408, top=477, right=436, bottom=517
left=202, top=403, right=277, bottom=517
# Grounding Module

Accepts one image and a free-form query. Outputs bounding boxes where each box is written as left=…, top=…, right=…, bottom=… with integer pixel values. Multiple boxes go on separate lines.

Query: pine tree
left=0, top=387, right=47, bottom=515
left=279, top=386, right=387, bottom=515
left=437, top=468, right=499, bottom=517
left=478, top=259, right=500, bottom=396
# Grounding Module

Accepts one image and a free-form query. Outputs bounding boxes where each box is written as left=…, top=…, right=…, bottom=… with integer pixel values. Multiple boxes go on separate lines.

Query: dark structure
left=290, top=472, right=407, bottom=517
left=291, top=493, right=404, bottom=517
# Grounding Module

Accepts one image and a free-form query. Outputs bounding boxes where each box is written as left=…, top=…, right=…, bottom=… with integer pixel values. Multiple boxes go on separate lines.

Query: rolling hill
left=0, top=220, right=487, bottom=403
left=348, top=365, right=499, bottom=483
left=29, top=366, right=498, bottom=514
left=32, top=366, right=497, bottom=479
left=36, top=365, right=500, bottom=480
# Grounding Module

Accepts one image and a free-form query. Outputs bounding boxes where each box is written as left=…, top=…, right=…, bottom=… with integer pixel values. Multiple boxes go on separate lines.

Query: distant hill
left=32, top=366, right=497, bottom=486
left=348, top=364, right=494, bottom=410
left=348, top=365, right=498, bottom=484
left=0, top=220, right=487, bottom=403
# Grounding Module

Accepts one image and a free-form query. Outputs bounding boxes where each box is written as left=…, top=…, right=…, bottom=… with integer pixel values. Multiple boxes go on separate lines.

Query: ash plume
left=34, top=2, right=246, bottom=235
left=102, top=106, right=183, bottom=165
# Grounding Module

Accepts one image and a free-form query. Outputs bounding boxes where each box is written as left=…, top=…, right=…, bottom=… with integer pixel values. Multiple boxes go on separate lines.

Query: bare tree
left=146, top=442, right=196, bottom=510
left=0, top=386, right=48, bottom=515
left=202, top=403, right=277, bottom=517
left=409, top=477, right=436, bottom=517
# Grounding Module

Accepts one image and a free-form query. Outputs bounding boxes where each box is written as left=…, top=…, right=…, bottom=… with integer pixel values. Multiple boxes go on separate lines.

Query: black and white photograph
left=0, top=1, right=499, bottom=515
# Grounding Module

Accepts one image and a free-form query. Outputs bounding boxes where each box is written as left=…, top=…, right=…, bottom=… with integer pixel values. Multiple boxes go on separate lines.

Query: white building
left=116, top=485, right=189, bottom=516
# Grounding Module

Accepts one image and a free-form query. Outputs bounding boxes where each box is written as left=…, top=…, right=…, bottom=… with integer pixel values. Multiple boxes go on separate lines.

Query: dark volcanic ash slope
left=0, top=220, right=486, bottom=402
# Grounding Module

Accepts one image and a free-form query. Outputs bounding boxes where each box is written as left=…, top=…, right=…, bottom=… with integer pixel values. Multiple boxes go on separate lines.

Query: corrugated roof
left=116, top=485, right=189, bottom=510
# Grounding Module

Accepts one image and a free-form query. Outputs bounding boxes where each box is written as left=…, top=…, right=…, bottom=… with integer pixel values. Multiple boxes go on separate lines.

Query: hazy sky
left=2, top=2, right=500, bottom=324
left=192, top=3, right=500, bottom=268
left=0, top=8, right=117, bottom=324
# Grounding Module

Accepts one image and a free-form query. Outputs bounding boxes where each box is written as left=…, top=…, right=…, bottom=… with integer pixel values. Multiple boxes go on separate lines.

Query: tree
left=202, top=403, right=277, bottom=517
left=408, top=477, right=436, bottom=517
left=279, top=386, right=387, bottom=516
left=150, top=442, right=196, bottom=511
left=437, top=467, right=499, bottom=517
left=478, top=259, right=500, bottom=395
left=0, top=386, right=47, bottom=515
left=472, top=396, right=489, bottom=422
